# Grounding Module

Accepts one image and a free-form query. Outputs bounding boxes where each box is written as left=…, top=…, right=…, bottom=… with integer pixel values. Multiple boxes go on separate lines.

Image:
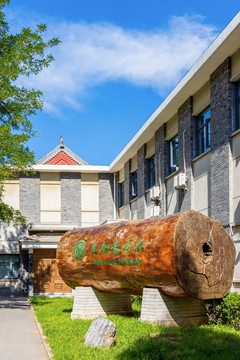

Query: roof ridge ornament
left=36, top=135, right=88, bottom=165
left=60, top=135, right=64, bottom=148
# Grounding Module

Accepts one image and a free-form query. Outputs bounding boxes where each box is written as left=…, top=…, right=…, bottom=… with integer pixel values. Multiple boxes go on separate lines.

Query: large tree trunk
left=57, top=210, right=235, bottom=299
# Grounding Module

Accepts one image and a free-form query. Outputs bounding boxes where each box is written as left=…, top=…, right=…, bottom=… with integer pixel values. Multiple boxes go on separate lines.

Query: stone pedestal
left=71, top=286, right=133, bottom=320
left=140, top=288, right=208, bottom=326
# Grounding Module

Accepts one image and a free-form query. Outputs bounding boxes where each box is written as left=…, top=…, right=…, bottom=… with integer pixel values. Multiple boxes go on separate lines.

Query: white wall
left=0, top=222, right=19, bottom=254
left=145, top=136, right=155, bottom=158
left=193, top=151, right=211, bottom=216
left=231, top=48, right=240, bottom=81
left=40, top=173, right=61, bottom=223
left=192, top=81, right=210, bottom=116
left=166, top=175, right=179, bottom=215
left=130, top=198, right=138, bottom=220
left=81, top=173, right=99, bottom=227
left=166, top=114, right=178, bottom=141
left=2, top=181, right=19, bottom=210
left=119, top=206, right=125, bottom=219
left=145, top=189, right=155, bottom=218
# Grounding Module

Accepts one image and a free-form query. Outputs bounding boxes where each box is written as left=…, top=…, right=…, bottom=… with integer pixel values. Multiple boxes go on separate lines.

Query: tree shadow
left=62, top=308, right=72, bottom=313
left=0, top=296, right=29, bottom=310
left=29, top=297, right=52, bottom=306
left=116, top=325, right=240, bottom=360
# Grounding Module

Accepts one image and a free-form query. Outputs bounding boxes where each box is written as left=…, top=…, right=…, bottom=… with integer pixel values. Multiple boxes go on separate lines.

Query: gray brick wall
left=61, top=173, right=81, bottom=226
left=210, top=57, right=233, bottom=226
left=178, top=97, right=194, bottom=212
left=99, top=173, right=114, bottom=223
left=155, top=124, right=167, bottom=216
left=19, top=173, right=40, bottom=223
left=124, top=161, right=131, bottom=219
left=137, top=145, right=146, bottom=219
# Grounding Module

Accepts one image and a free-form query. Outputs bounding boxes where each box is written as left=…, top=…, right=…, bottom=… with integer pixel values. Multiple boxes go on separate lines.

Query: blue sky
left=4, top=1, right=240, bottom=165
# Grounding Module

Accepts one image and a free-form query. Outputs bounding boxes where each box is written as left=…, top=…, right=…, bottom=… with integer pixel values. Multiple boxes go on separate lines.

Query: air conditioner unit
left=174, top=173, right=187, bottom=190
left=150, top=205, right=160, bottom=217
left=149, top=186, right=160, bottom=201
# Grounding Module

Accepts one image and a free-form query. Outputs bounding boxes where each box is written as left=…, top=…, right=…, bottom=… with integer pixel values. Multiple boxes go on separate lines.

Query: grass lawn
left=30, top=297, right=240, bottom=360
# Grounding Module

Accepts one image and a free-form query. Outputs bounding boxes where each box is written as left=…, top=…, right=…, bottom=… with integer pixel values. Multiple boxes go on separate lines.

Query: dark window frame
left=146, top=155, right=155, bottom=190
left=168, top=135, right=179, bottom=175
left=0, top=255, right=19, bottom=280
left=118, top=181, right=124, bottom=208
left=196, top=108, right=211, bottom=156
left=130, top=171, right=137, bottom=200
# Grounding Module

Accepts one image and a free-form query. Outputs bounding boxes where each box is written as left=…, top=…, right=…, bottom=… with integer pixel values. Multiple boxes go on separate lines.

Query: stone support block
left=140, top=288, right=208, bottom=326
left=71, top=286, right=133, bottom=320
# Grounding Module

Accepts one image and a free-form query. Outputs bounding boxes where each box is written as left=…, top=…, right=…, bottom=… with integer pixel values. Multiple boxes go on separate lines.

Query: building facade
left=1, top=13, right=240, bottom=296
left=0, top=140, right=114, bottom=295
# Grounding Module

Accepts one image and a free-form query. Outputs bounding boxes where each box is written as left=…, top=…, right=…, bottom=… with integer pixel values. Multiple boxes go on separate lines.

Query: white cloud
left=10, top=11, right=217, bottom=116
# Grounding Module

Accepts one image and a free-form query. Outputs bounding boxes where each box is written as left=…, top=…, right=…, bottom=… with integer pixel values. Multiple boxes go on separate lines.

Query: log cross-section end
left=175, top=210, right=236, bottom=299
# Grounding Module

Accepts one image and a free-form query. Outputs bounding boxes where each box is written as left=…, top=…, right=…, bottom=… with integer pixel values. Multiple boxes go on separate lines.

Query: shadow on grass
left=116, top=325, right=240, bottom=360
left=62, top=309, right=72, bottom=313
left=29, top=297, right=52, bottom=306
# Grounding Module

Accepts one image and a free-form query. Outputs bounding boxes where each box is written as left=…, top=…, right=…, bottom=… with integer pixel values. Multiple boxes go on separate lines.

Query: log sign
left=57, top=210, right=236, bottom=300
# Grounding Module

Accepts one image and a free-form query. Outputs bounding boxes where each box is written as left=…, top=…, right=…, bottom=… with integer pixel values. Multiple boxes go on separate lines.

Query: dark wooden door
left=33, top=249, right=71, bottom=293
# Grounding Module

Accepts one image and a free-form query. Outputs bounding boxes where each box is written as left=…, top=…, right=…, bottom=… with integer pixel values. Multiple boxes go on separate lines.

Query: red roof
left=45, top=151, right=79, bottom=165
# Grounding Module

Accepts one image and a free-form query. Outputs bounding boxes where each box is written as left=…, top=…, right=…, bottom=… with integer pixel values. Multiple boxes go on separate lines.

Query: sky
left=4, top=1, right=240, bottom=165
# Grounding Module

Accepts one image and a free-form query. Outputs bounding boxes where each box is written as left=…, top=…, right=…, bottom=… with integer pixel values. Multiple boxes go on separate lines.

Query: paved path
left=0, top=296, right=49, bottom=360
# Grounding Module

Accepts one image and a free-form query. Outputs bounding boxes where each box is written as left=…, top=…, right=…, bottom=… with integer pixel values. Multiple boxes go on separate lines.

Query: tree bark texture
left=57, top=210, right=236, bottom=299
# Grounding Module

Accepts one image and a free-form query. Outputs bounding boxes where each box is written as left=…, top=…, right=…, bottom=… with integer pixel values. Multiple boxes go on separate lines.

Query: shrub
left=217, top=292, right=240, bottom=330
left=131, top=295, right=142, bottom=305
left=205, top=298, right=221, bottom=324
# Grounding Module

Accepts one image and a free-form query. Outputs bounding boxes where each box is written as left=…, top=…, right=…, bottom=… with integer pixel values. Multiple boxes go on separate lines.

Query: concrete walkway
left=0, top=296, right=49, bottom=360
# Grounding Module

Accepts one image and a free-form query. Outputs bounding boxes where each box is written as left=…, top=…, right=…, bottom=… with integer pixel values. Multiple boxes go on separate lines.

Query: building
left=0, top=138, right=114, bottom=295
left=1, top=12, right=240, bottom=296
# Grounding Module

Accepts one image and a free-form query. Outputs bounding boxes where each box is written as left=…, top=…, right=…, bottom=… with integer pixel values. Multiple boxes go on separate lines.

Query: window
left=168, top=135, right=179, bottom=175
left=146, top=155, right=155, bottom=190
left=0, top=255, right=19, bottom=279
left=236, top=82, right=240, bottom=130
left=118, top=182, right=124, bottom=208
left=196, top=108, right=211, bottom=156
left=131, top=171, right=137, bottom=200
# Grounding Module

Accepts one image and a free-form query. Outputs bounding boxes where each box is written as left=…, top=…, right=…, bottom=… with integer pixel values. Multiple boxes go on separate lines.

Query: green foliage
left=0, top=194, right=26, bottom=224
left=216, top=292, right=240, bottom=330
left=30, top=297, right=240, bottom=360
left=131, top=294, right=142, bottom=306
left=0, top=0, right=60, bottom=223
left=205, top=298, right=222, bottom=324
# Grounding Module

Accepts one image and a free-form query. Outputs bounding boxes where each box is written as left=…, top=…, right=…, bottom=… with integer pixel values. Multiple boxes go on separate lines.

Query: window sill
left=145, top=185, right=155, bottom=194
left=193, top=149, right=211, bottom=162
left=232, top=128, right=240, bottom=137
left=130, top=197, right=138, bottom=204
left=230, top=221, right=240, bottom=228
left=0, top=279, right=19, bottom=282
left=165, top=170, right=179, bottom=181
left=118, top=205, right=125, bottom=211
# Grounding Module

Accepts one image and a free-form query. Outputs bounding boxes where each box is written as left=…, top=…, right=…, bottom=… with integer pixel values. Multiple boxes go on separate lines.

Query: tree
left=0, top=0, right=60, bottom=223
